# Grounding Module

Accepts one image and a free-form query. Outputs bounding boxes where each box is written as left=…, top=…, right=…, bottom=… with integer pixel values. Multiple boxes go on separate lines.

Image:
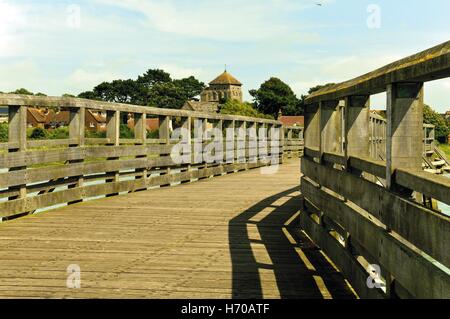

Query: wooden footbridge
left=0, top=41, right=449, bottom=299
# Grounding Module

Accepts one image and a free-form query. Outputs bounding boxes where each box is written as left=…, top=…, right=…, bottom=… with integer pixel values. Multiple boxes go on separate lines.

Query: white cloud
left=67, top=69, right=122, bottom=90
left=0, top=0, right=26, bottom=57
left=0, top=59, right=40, bottom=92
left=95, top=0, right=319, bottom=42
left=158, top=64, right=204, bottom=79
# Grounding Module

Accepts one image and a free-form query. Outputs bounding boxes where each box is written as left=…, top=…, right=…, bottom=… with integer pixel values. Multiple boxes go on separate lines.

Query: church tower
left=200, top=70, right=243, bottom=103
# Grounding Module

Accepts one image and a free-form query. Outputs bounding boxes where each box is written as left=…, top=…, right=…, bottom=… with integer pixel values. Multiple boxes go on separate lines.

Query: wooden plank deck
left=0, top=159, right=356, bottom=299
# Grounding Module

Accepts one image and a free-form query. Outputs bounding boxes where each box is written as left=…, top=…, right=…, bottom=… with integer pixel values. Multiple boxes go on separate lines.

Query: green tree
left=424, top=104, right=449, bottom=143
left=147, top=82, right=187, bottom=109
left=298, top=83, right=336, bottom=110
left=91, top=79, right=145, bottom=104
left=137, top=69, right=172, bottom=88
left=78, top=91, right=99, bottom=100
left=173, top=76, right=205, bottom=100
left=0, top=123, right=8, bottom=142
left=35, top=92, right=47, bottom=96
left=249, top=77, right=301, bottom=117
left=77, top=68, right=204, bottom=109
left=11, top=88, right=34, bottom=95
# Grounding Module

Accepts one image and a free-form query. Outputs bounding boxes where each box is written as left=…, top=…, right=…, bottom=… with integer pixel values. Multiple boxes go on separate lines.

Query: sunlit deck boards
left=0, top=159, right=355, bottom=299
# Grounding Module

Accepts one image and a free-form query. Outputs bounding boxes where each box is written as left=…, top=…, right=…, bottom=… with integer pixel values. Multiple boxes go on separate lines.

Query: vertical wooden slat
left=68, top=107, right=85, bottom=204
left=106, top=110, right=120, bottom=195
left=343, top=95, right=370, bottom=174
left=8, top=105, right=27, bottom=201
left=134, top=112, right=147, bottom=182
left=386, top=83, right=424, bottom=190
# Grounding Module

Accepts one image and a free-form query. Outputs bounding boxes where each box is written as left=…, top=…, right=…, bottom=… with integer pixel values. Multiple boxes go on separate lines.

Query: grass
left=438, top=143, right=450, bottom=157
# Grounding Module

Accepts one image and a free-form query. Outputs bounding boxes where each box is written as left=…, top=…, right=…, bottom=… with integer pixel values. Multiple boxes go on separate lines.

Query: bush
left=120, top=124, right=134, bottom=139
left=0, top=123, right=8, bottom=142
left=219, top=99, right=274, bottom=119
left=46, top=127, right=69, bottom=139
left=147, top=129, right=159, bottom=139
left=29, top=127, right=47, bottom=139
left=86, top=130, right=106, bottom=138
left=424, top=104, right=449, bottom=143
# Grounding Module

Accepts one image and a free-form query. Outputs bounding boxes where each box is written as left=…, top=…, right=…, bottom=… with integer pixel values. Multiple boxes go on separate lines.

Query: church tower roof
left=209, top=71, right=242, bottom=86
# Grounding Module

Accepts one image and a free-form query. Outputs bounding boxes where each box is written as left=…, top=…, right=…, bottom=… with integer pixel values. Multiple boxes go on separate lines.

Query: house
left=277, top=111, right=304, bottom=127
left=85, top=109, right=107, bottom=132
left=27, top=108, right=48, bottom=128
left=127, top=117, right=160, bottom=132
left=25, top=107, right=107, bottom=132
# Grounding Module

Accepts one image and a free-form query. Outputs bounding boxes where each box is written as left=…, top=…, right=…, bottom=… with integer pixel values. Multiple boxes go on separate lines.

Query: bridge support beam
left=386, top=83, right=424, bottom=190
left=344, top=95, right=370, bottom=174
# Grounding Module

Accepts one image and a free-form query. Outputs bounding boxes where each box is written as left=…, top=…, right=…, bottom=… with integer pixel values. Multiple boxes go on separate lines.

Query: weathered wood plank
left=301, top=177, right=450, bottom=298
left=396, top=168, right=450, bottom=205
left=301, top=157, right=450, bottom=267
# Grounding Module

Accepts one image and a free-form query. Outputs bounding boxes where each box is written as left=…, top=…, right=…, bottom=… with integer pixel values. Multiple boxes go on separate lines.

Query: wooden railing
left=283, top=126, right=304, bottom=158
left=301, top=41, right=450, bottom=299
left=0, top=94, right=302, bottom=221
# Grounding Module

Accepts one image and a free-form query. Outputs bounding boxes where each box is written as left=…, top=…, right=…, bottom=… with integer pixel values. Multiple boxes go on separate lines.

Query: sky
left=0, top=0, right=449, bottom=112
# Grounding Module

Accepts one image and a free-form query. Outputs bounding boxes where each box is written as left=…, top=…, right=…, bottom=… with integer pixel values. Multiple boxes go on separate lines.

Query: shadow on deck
left=229, top=186, right=356, bottom=299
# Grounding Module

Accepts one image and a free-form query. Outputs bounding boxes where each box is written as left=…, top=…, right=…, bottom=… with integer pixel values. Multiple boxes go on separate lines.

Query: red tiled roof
left=146, top=118, right=159, bottom=131
left=278, top=116, right=304, bottom=127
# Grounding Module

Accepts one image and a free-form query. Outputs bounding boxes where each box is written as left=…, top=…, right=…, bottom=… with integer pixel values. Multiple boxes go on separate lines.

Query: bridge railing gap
left=0, top=95, right=303, bottom=222
left=301, top=40, right=450, bottom=299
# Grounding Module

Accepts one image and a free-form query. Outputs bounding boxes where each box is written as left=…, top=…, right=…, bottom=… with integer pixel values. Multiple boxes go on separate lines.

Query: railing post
left=134, top=112, right=147, bottom=182
left=159, top=115, right=172, bottom=175
left=68, top=107, right=85, bottom=204
left=237, top=121, right=246, bottom=164
left=320, top=100, right=342, bottom=160
left=107, top=110, right=120, bottom=146
left=343, top=95, right=370, bottom=173
left=106, top=110, right=120, bottom=195
left=134, top=112, right=147, bottom=145
left=304, top=103, right=320, bottom=159
left=386, top=83, right=424, bottom=190
left=247, top=121, right=257, bottom=164
left=278, top=124, right=284, bottom=164
left=8, top=105, right=27, bottom=201
left=159, top=115, right=171, bottom=145
left=182, top=116, right=192, bottom=174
